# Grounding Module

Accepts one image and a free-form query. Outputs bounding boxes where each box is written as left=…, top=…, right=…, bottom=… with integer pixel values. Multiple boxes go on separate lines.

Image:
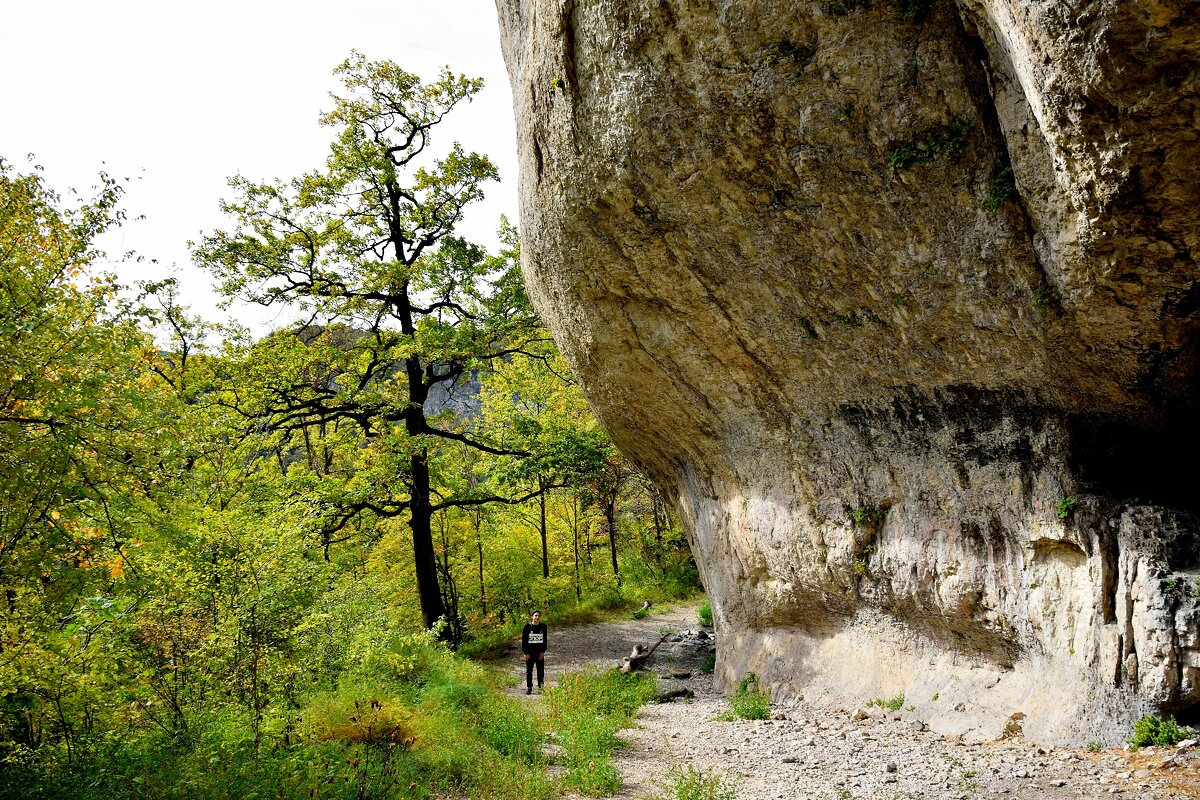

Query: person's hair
left=531, top=610, right=541, bottom=617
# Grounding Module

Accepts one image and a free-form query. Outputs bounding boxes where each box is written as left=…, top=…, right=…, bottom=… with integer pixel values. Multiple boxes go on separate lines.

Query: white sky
left=0, top=0, right=519, bottom=333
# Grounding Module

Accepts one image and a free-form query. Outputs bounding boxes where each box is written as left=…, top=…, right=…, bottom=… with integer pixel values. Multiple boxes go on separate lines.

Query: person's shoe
left=526, top=686, right=532, bottom=695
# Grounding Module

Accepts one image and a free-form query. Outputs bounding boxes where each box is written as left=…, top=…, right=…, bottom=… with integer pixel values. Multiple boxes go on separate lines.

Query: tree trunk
left=605, top=497, right=621, bottom=587
left=410, top=449, right=447, bottom=630
left=539, top=483, right=549, bottom=579
left=569, top=495, right=582, bottom=600
left=475, top=510, right=487, bottom=616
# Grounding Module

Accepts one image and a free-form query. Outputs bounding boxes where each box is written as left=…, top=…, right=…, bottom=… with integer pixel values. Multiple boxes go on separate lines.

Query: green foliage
left=888, top=118, right=970, bottom=169
left=1086, top=740, right=1103, bottom=753
left=1056, top=496, right=1077, bottom=520
left=866, top=693, right=906, bottom=711
left=984, top=165, right=1015, bottom=211
left=1128, top=715, right=1192, bottom=750
left=0, top=54, right=701, bottom=799
left=662, top=764, right=736, bottom=800
left=698, top=599, right=714, bottom=628
left=850, top=506, right=882, bottom=526
left=894, top=0, right=939, bottom=21
left=700, top=653, right=717, bottom=674
left=1033, top=282, right=1061, bottom=316
left=544, top=668, right=656, bottom=796
left=797, top=316, right=819, bottom=339
left=724, top=674, right=770, bottom=721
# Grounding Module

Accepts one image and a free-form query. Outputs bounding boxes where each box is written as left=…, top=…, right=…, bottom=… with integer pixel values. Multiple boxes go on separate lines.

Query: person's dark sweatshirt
left=521, top=622, right=548, bottom=655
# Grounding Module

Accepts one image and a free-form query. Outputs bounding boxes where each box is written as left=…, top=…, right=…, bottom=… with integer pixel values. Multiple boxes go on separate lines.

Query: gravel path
left=505, top=604, right=1200, bottom=799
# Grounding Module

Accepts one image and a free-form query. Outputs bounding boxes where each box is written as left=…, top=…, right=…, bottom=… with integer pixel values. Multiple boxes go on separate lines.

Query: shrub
left=698, top=599, right=713, bottom=628
left=1128, top=715, right=1193, bottom=749
left=700, top=652, right=716, bottom=674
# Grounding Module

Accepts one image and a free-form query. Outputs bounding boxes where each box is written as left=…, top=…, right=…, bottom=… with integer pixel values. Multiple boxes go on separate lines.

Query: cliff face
left=495, top=0, right=1200, bottom=742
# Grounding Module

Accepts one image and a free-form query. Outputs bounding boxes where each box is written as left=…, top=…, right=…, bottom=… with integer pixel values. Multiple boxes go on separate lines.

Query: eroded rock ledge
left=495, top=0, right=1200, bottom=743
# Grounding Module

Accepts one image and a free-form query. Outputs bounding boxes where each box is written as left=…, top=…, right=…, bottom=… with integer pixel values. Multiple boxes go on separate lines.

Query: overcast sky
left=0, top=0, right=519, bottom=331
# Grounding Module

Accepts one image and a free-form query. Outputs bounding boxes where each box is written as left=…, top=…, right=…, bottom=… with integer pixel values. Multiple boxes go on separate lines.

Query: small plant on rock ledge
left=698, top=599, right=713, bottom=627
left=888, top=118, right=970, bottom=169
left=894, top=0, right=940, bottom=21
left=1055, top=496, right=1077, bottom=521
left=1032, top=281, right=1061, bottom=316
left=984, top=165, right=1016, bottom=211
left=850, top=505, right=882, bottom=526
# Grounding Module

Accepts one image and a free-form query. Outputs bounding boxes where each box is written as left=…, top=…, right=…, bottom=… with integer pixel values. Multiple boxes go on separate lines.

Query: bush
left=662, top=764, right=736, bottom=800
left=699, top=652, right=716, bottom=674
left=1128, top=715, right=1193, bottom=749
left=697, top=600, right=713, bottom=628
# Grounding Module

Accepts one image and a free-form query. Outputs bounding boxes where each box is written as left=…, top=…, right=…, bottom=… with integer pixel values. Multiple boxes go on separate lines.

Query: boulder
left=495, top=0, right=1200, bottom=743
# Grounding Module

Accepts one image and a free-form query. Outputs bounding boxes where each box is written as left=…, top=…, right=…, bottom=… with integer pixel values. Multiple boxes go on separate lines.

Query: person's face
left=532, top=612, right=541, bottom=624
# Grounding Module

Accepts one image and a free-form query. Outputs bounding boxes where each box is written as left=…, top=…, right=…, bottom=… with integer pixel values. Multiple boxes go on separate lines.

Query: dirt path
left=505, top=605, right=1200, bottom=799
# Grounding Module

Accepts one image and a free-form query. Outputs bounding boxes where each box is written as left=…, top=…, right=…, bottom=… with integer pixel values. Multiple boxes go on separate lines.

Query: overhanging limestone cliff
left=495, top=0, right=1200, bottom=742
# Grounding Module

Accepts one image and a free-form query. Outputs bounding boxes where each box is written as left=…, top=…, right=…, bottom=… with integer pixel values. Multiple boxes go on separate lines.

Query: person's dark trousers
left=525, top=656, right=544, bottom=689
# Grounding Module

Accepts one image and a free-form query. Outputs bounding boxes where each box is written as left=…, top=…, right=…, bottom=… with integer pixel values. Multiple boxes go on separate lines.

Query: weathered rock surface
left=496, top=0, right=1200, bottom=742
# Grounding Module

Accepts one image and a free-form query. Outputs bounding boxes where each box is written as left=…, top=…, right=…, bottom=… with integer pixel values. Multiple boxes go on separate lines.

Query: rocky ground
left=503, top=604, right=1200, bottom=799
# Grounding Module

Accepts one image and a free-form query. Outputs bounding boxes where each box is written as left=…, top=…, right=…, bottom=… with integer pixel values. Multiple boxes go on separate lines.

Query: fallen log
left=619, top=631, right=671, bottom=673
left=655, top=687, right=694, bottom=703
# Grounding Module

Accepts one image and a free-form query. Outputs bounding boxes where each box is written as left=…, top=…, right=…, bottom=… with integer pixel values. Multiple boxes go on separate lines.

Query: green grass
left=661, top=764, right=736, bottom=800
left=716, top=673, right=770, bottom=721
left=543, top=667, right=657, bottom=796
left=700, top=652, right=716, bottom=674
left=6, top=634, right=553, bottom=800
left=697, top=599, right=713, bottom=628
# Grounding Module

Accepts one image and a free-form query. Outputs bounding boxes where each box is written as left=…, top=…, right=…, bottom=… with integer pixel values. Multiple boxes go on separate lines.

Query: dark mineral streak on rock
left=496, top=0, right=1200, bottom=743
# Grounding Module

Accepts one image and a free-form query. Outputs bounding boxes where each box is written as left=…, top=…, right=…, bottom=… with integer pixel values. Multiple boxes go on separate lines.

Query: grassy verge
left=542, top=667, right=657, bottom=796
left=5, top=633, right=552, bottom=800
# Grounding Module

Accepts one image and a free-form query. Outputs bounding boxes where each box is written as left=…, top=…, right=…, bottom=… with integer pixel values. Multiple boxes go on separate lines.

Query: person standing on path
left=521, top=610, right=548, bottom=694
